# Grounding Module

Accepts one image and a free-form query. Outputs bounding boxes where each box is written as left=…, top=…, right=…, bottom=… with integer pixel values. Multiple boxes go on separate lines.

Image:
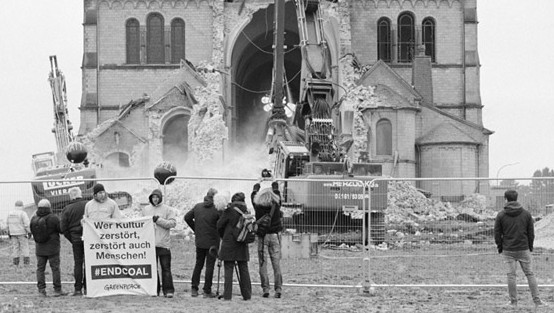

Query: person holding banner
left=60, top=187, right=88, bottom=296
left=184, top=188, right=221, bottom=298
left=84, top=184, right=122, bottom=219
left=216, top=192, right=252, bottom=301
left=142, top=189, right=177, bottom=298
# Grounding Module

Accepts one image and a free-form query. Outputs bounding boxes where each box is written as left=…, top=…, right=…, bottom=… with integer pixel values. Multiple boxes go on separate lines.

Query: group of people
left=184, top=182, right=283, bottom=301
left=6, top=177, right=283, bottom=301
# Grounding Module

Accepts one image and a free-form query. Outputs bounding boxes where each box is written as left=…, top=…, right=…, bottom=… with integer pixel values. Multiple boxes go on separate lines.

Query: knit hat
left=93, top=183, right=105, bottom=195
left=38, top=199, right=51, bottom=208
left=14, top=200, right=24, bottom=207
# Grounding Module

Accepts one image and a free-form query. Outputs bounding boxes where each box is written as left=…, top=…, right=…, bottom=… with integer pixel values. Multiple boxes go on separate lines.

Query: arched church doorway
left=162, top=114, right=190, bottom=166
left=230, top=1, right=302, bottom=146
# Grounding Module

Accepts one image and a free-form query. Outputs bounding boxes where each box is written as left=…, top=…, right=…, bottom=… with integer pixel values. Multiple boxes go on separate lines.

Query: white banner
left=83, top=217, right=157, bottom=297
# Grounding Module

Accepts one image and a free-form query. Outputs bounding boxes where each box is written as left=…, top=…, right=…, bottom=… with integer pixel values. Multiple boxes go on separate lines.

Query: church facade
left=78, top=0, right=491, bottom=196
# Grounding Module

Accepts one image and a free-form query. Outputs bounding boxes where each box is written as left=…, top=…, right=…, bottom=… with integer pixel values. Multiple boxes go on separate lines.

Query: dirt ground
left=1, top=238, right=552, bottom=313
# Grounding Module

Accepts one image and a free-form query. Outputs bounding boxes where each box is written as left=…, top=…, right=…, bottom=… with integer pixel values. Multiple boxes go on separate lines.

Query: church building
left=77, top=0, right=491, bottom=196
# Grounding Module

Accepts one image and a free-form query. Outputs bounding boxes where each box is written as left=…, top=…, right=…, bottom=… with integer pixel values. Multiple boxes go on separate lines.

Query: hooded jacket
left=7, top=205, right=30, bottom=236
left=30, top=206, right=61, bottom=256
left=184, top=195, right=220, bottom=249
left=216, top=201, right=250, bottom=261
left=494, top=201, right=535, bottom=252
left=142, top=189, right=176, bottom=249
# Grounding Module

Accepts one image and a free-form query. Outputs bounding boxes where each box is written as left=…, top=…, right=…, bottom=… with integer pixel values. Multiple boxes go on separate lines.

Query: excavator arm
left=48, top=55, right=74, bottom=164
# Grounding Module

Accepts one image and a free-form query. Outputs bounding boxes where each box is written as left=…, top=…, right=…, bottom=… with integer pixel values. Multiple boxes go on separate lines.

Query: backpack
left=255, top=203, right=277, bottom=237
left=31, top=216, right=50, bottom=244
left=232, top=207, right=257, bottom=244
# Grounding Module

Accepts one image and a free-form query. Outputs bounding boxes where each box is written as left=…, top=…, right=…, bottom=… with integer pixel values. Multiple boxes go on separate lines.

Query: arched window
left=398, top=12, right=415, bottom=63
left=422, top=18, right=436, bottom=62
left=106, top=152, right=130, bottom=168
left=147, top=13, right=165, bottom=64
left=171, top=18, right=185, bottom=64
left=126, top=18, right=140, bottom=64
left=377, top=18, right=391, bottom=62
left=376, top=119, right=392, bottom=155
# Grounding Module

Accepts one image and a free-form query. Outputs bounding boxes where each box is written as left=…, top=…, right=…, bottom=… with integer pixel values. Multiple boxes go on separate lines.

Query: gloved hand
left=498, top=248, right=503, bottom=254
left=153, top=215, right=159, bottom=223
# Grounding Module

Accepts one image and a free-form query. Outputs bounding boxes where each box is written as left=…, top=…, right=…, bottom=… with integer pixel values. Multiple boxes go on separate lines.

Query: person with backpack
left=254, top=187, right=283, bottom=298
left=142, top=189, right=177, bottom=298
left=216, top=192, right=252, bottom=301
left=60, top=187, right=88, bottom=296
left=184, top=188, right=220, bottom=298
left=6, top=200, right=31, bottom=266
left=30, top=199, right=67, bottom=297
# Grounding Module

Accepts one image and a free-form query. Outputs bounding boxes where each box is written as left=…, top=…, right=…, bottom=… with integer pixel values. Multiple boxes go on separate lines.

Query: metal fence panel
left=368, top=177, right=554, bottom=286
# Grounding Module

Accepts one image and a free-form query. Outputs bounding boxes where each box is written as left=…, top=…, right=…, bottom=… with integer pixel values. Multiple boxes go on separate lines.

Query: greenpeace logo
left=322, top=181, right=379, bottom=188
left=42, top=176, right=85, bottom=191
left=91, top=264, right=152, bottom=280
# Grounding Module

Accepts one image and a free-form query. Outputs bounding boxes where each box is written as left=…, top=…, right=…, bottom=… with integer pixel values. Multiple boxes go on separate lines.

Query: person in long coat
left=216, top=192, right=252, bottom=300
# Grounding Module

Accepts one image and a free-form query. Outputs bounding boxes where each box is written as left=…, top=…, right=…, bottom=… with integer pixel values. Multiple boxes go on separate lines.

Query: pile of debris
left=534, top=213, right=554, bottom=250
left=386, top=181, right=497, bottom=225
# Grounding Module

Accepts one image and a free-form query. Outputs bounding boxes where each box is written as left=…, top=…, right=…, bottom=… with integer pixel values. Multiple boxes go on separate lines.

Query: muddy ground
left=0, top=237, right=552, bottom=313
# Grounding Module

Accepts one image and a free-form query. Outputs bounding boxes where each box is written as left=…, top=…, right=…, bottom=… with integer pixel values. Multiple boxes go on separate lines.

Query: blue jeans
left=257, top=233, right=282, bottom=293
left=72, top=240, right=86, bottom=291
left=156, top=247, right=174, bottom=295
left=191, top=247, right=216, bottom=293
left=502, top=250, right=540, bottom=304
left=36, top=254, right=61, bottom=291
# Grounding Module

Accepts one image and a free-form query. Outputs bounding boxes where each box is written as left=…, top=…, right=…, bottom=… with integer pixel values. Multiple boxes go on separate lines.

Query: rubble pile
left=386, top=181, right=497, bottom=224
left=386, top=181, right=456, bottom=224
left=533, top=213, right=554, bottom=250
left=456, top=194, right=497, bottom=220
left=188, top=61, right=228, bottom=168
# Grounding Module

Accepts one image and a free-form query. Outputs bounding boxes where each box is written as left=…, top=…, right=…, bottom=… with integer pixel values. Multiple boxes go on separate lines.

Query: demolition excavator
left=265, top=0, right=387, bottom=229
left=30, top=56, right=131, bottom=213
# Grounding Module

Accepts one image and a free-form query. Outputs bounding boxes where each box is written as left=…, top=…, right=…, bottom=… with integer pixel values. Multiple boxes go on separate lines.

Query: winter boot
left=13, top=258, right=20, bottom=266
left=38, top=289, right=47, bottom=297
left=23, top=257, right=30, bottom=265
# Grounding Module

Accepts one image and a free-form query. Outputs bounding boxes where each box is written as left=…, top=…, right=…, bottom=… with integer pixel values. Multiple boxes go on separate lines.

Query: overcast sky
left=0, top=0, right=552, bottom=183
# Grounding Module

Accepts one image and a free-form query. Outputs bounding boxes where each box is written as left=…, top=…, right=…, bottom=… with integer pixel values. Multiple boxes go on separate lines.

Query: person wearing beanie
left=60, top=187, right=88, bottom=296
left=7, top=200, right=31, bottom=266
left=84, top=183, right=122, bottom=219
left=142, top=189, right=177, bottom=298
left=184, top=188, right=221, bottom=298
left=30, top=199, right=67, bottom=297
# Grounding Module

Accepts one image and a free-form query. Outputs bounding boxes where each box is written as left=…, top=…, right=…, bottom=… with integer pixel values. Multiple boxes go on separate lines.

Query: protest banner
left=83, top=216, right=157, bottom=297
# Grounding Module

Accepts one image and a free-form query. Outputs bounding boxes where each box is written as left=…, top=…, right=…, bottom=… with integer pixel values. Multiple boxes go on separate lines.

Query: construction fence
left=1, top=176, right=554, bottom=290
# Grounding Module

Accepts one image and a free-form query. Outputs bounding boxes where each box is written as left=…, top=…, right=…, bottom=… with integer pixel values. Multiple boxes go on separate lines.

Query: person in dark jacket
left=60, top=187, right=88, bottom=296
left=253, top=187, right=283, bottom=298
left=184, top=188, right=220, bottom=298
left=494, top=190, right=546, bottom=308
left=216, top=192, right=252, bottom=301
left=30, top=199, right=67, bottom=297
